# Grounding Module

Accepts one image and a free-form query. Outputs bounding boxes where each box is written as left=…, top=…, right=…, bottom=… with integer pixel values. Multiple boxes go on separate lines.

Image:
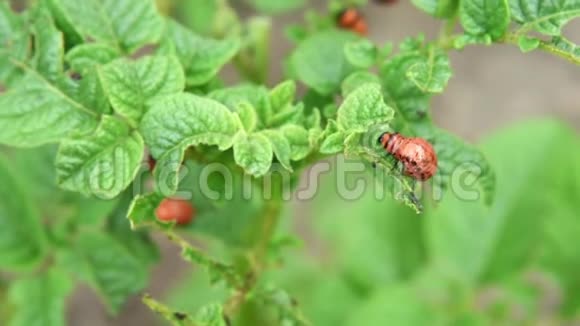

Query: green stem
left=500, top=33, right=580, bottom=66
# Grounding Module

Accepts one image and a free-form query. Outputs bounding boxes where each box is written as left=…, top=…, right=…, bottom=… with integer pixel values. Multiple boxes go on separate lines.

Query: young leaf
left=56, top=116, right=144, bottom=199
left=55, top=0, right=164, bottom=52
left=140, top=94, right=240, bottom=194
left=57, top=232, right=149, bottom=314
left=460, top=0, right=510, bottom=40
left=234, top=133, right=274, bottom=176
left=9, top=269, right=72, bottom=326
left=282, top=124, right=312, bottom=160
left=406, top=47, right=452, bottom=94
left=320, top=131, right=347, bottom=154
left=160, top=20, right=240, bottom=87
left=411, top=0, right=459, bottom=18
left=290, top=30, right=358, bottom=94
left=344, top=39, right=378, bottom=69
left=235, top=102, right=259, bottom=132
left=509, top=0, right=580, bottom=36
left=0, top=157, right=46, bottom=271
left=261, top=130, right=293, bottom=171
left=336, top=83, right=395, bottom=133
left=342, top=71, right=380, bottom=97
left=269, top=80, right=296, bottom=113
left=99, top=55, right=185, bottom=123
left=381, top=52, right=432, bottom=123
left=208, top=84, right=271, bottom=128
left=65, top=43, right=121, bottom=73
left=517, top=36, right=541, bottom=52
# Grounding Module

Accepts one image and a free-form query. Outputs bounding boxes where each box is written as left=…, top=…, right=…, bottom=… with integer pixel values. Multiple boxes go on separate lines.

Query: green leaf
left=106, top=193, right=160, bottom=267
left=421, top=128, right=495, bottom=206
left=56, top=116, right=144, bottom=199
left=281, top=124, right=312, bottom=160
left=544, top=35, right=580, bottom=61
left=234, top=133, right=273, bottom=176
left=320, top=131, right=346, bottom=154
left=9, top=269, right=73, bottom=326
left=195, top=303, right=228, bottom=325
left=30, top=4, right=64, bottom=82
left=58, top=232, right=149, bottom=313
left=140, top=93, right=240, bottom=194
left=517, top=36, right=541, bottom=52
left=341, top=71, right=380, bottom=97
left=261, top=130, right=293, bottom=171
left=0, top=157, right=45, bottom=271
left=127, top=192, right=164, bottom=229
left=411, top=0, right=460, bottom=18
left=337, top=83, right=395, bottom=132
left=65, top=43, right=121, bottom=73
left=99, top=55, right=185, bottom=123
left=460, top=0, right=510, bottom=40
left=174, top=0, right=240, bottom=38
left=160, top=20, right=240, bottom=87
left=381, top=52, right=431, bottom=123
left=509, top=0, right=580, bottom=36
left=0, top=2, right=30, bottom=86
left=208, top=84, right=271, bottom=128
left=406, top=47, right=452, bottom=94
left=269, top=80, right=296, bottom=113
left=55, top=0, right=164, bottom=52
left=290, top=30, right=358, bottom=94
left=344, top=39, right=378, bottom=69
left=0, top=68, right=99, bottom=147
left=346, top=286, right=432, bottom=326
left=235, top=102, right=258, bottom=132
left=426, top=120, right=574, bottom=284
left=248, top=0, right=305, bottom=14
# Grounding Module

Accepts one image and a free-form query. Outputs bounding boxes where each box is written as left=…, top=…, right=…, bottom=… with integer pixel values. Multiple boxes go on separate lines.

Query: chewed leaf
left=406, top=47, right=452, bottom=94
left=56, top=116, right=144, bottom=199
left=127, top=193, right=165, bottom=229
left=337, top=83, right=395, bottom=132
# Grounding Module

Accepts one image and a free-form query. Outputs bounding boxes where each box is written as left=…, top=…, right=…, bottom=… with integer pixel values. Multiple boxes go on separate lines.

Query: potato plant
left=0, top=0, right=579, bottom=325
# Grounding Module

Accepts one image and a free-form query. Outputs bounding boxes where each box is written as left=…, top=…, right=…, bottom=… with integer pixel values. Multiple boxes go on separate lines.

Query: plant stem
left=500, top=33, right=580, bottom=66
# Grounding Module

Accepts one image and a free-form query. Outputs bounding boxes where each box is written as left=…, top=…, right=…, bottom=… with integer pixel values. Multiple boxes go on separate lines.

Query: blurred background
left=5, top=0, right=580, bottom=325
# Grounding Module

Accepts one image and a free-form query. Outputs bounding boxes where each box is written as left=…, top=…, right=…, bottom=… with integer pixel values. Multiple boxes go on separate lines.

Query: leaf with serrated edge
left=99, top=55, right=185, bottom=123
left=56, top=116, right=144, bottom=199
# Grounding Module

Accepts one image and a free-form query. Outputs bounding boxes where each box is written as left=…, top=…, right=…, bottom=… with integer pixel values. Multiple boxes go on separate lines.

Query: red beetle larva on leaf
left=378, top=132, right=438, bottom=181
left=155, top=198, right=195, bottom=225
